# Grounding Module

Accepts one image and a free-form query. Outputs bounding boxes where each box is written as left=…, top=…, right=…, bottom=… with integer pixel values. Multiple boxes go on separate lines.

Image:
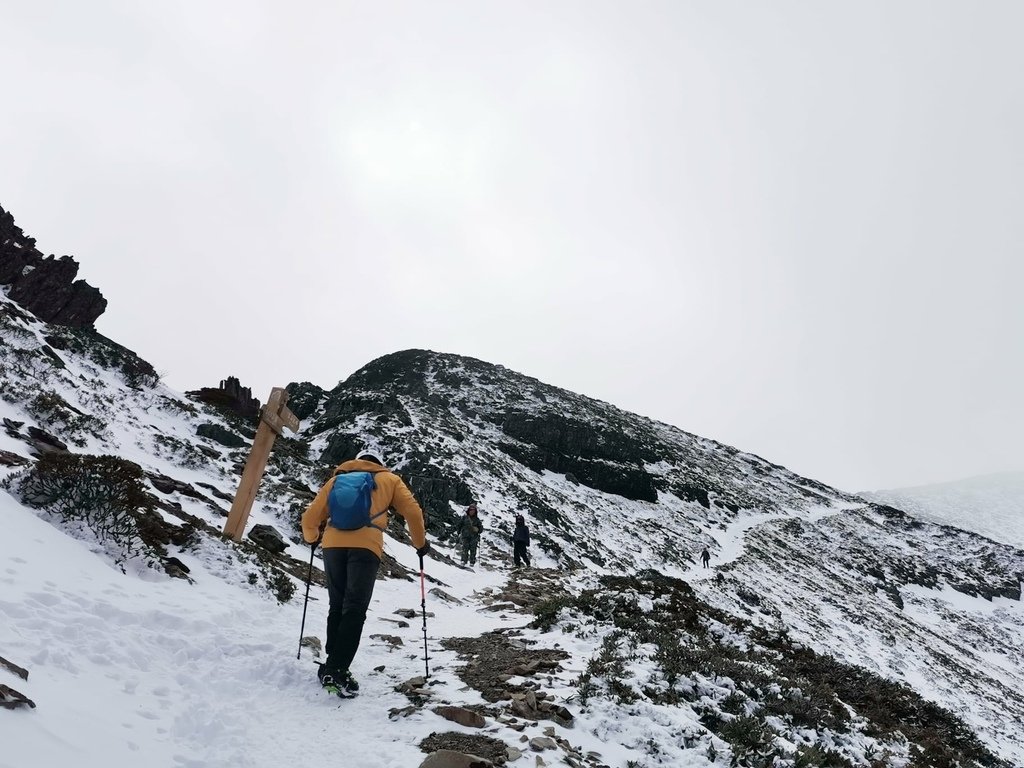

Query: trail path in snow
left=680, top=502, right=864, bottom=583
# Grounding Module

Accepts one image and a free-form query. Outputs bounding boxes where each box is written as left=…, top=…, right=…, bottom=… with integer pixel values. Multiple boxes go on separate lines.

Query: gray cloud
left=3, top=0, right=1021, bottom=491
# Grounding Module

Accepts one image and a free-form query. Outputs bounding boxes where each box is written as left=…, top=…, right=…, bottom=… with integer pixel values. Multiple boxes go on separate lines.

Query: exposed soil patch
left=441, top=630, right=568, bottom=703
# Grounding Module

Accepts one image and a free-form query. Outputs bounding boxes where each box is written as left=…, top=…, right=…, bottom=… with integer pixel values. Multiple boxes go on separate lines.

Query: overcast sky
left=2, top=1, right=1021, bottom=492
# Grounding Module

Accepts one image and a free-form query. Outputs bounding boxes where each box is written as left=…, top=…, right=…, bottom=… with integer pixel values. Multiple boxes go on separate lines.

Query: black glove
left=416, top=542, right=431, bottom=558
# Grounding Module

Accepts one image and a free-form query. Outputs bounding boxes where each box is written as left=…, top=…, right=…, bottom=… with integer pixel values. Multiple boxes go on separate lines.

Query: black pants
left=513, top=541, right=530, bottom=567
left=322, top=547, right=380, bottom=674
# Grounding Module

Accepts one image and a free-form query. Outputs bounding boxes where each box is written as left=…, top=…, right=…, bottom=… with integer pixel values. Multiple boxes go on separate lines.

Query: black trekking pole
left=297, top=543, right=316, bottom=660
left=419, top=553, right=430, bottom=679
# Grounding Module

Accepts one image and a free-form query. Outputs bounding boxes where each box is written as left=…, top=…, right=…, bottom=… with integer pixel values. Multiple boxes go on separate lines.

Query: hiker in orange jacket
left=302, top=448, right=429, bottom=695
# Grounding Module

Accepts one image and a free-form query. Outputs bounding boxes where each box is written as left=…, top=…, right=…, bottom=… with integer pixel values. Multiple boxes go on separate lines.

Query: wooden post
left=222, top=387, right=301, bottom=541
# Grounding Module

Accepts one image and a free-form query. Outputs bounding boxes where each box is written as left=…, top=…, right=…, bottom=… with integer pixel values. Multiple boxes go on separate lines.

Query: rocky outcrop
left=196, top=423, right=247, bottom=448
left=284, top=381, right=326, bottom=421
left=187, top=377, right=260, bottom=422
left=0, top=205, right=106, bottom=327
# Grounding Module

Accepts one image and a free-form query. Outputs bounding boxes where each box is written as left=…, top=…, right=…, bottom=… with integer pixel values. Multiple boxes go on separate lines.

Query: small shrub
left=575, top=670, right=598, bottom=706
left=268, top=569, right=296, bottom=604
left=16, top=453, right=159, bottom=568
left=716, top=714, right=774, bottom=757
left=793, top=744, right=853, bottom=768
left=531, top=594, right=573, bottom=632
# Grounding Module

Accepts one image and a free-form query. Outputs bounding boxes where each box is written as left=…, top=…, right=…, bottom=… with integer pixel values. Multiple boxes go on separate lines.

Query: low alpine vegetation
left=9, top=453, right=162, bottom=569
left=537, top=570, right=1007, bottom=768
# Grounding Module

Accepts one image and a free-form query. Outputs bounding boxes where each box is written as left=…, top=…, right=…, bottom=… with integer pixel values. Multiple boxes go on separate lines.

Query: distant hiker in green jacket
left=456, top=504, right=483, bottom=566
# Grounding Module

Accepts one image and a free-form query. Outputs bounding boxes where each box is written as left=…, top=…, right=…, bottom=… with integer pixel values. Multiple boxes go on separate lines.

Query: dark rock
left=529, top=736, right=557, bottom=751
left=498, top=440, right=658, bottom=503
left=737, top=587, right=761, bottom=607
left=418, top=749, right=493, bottom=768
left=196, top=423, right=247, bottom=448
left=148, top=472, right=202, bottom=498
left=187, top=377, right=261, bottom=421
left=163, top=556, right=192, bottom=580
left=163, top=556, right=191, bottom=574
left=0, top=205, right=106, bottom=327
left=26, top=426, right=68, bottom=455
left=39, top=345, right=66, bottom=368
left=196, top=482, right=234, bottom=502
left=43, top=333, right=69, bottom=350
left=429, top=587, right=464, bottom=604
left=395, top=608, right=418, bottom=619
left=285, top=381, right=326, bottom=420
left=300, top=636, right=323, bottom=657
left=547, top=703, right=574, bottom=728
left=0, top=683, right=36, bottom=710
left=369, top=634, right=404, bottom=648
left=0, top=450, right=29, bottom=467
left=433, top=705, right=487, bottom=728
left=998, top=582, right=1022, bottom=601
left=0, top=655, right=29, bottom=681
left=247, top=524, right=288, bottom=554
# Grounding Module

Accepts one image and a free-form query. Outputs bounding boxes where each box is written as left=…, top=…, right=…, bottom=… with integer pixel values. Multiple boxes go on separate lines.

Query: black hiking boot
left=338, top=669, right=359, bottom=694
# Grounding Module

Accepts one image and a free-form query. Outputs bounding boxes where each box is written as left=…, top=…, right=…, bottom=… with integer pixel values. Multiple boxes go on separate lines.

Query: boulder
left=148, top=472, right=202, bottom=498
left=434, top=705, right=486, bottom=728
left=418, top=751, right=493, bottom=768
left=247, top=524, right=288, bottom=554
left=300, top=636, right=322, bottom=657
left=529, top=736, right=557, bottom=751
left=0, top=450, right=28, bottom=467
left=26, top=426, right=68, bottom=455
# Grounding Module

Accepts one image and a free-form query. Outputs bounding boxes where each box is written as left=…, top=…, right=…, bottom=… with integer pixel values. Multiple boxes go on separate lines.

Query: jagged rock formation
left=0, top=205, right=106, bottom=327
left=187, top=376, right=260, bottom=422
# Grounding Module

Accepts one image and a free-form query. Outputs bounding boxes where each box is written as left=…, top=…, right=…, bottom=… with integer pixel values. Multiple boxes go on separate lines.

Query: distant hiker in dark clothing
left=701, top=548, right=711, bottom=569
left=302, top=448, right=429, bottom=696
left=512, top=514, right=531, bottom=568
left=456, top=504, right=483, bottom=566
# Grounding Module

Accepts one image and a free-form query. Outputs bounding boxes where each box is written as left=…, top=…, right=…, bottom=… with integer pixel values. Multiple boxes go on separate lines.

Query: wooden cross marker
left=222, top=387, right=301, bottom=541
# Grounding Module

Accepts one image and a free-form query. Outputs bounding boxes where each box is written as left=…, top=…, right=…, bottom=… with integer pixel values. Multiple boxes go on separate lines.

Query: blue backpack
left=327, top=471, right=386, bottom=531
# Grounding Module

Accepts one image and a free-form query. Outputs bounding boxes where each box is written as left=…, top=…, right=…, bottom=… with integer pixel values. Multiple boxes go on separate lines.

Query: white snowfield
left=863, top=471, right=1024, bottom=549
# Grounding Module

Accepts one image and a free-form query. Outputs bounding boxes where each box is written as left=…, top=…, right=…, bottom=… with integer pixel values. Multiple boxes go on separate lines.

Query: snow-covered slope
left=2, top=272, right=1023, bottom=767
left=863, top=472, right=1024, bottom=549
